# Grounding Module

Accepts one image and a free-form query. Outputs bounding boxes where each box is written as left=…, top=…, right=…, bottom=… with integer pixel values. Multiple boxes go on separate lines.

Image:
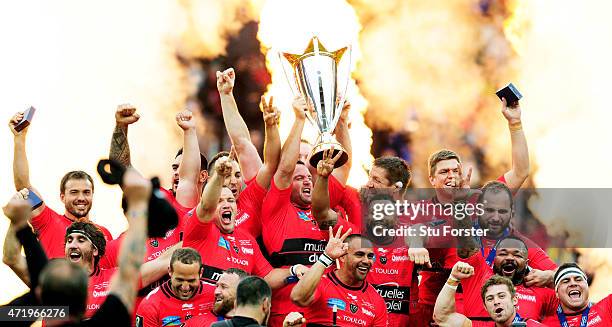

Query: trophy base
left=309, top=141, right=348, bottom=169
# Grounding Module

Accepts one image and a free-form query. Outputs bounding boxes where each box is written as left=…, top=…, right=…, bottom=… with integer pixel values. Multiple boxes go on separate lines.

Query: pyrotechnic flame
left=508, top=0, right=612, bottom=300
left=0, top=0, right=255, bottom=304
left=257, top=0, right=372, bottom=187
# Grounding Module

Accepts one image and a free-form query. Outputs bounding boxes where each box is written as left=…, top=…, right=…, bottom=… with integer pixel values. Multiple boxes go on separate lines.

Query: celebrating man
left=291, top=229, right=388, bottom=327
left=434, top=261, right=546, bottom=326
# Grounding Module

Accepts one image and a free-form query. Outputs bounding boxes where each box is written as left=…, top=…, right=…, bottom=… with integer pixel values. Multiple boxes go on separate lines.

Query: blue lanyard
left=513, top=312, right=523, bottom=323
left=474, top=222, right=509, bottom=267
left=556, top=303, right=591, bottom=327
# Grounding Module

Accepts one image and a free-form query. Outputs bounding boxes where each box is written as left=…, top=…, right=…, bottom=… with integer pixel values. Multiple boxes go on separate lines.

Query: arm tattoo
left=453, top=204, right=479, bottom=259
left=110, top=125, right=132, bottom=167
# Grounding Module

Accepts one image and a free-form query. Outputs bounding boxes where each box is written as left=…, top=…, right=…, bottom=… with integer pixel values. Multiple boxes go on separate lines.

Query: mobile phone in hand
left=15, top=106, right=36, bottom=132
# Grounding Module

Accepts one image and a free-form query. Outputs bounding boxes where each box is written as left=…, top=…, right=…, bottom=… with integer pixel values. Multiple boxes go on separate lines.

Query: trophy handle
left=331, top=44, right=352, bottom=131
left=278, top=51, right=318, bottom=127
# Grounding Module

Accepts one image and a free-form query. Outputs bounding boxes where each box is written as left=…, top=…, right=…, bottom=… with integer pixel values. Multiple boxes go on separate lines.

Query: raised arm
left=2, top=189, right=49, bottom=290
left=312, top=148, right=344, bottom=229
left=217, top=68, right=262, bottom=181
left=109, top=104, right=140, bottom=168
left=500, top=98, right=529, bottom=189
left=273, top=96, right=308, bottom=189
left=291, top=226, right=351, bottom=307
left=331, top=100, right=352, bottom=185
left=139, top=242, right=181, bottom=287
left=433, top=261, right=474, bottom=327
left=195, top=157, right=233, bottom=223
left=175, top=110, right=201, bottom=207
left=3, top=224, right=29, bottom=286
left=108, top=169, right=150, bottom=313
left=255, top=96, right=281, bottom=189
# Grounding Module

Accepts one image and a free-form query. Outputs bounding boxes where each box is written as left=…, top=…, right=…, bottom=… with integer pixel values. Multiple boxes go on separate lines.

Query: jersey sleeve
left=261, top=179, right=293, bottom=225
left=339, top=187, right=362, bottom=228
left=30, top=206, right=56, bottom=233
left=235, top=178, right=267, bottom=236
left=96, top=224, right=114, bottom=242
left=252, top=242, right=274, bottom=277
left=99, top=236, right=123, bottom=269
left=596, top=294, right=612, bottom=324
left=459, top=252, right=489, bottom=300
left=526, top=247, right=557, bottom=271
left=182, top=210, right=214, bottom=247
left=328, top=175, right=347, bottom=209
left=135, top=294, right=159, bottom=327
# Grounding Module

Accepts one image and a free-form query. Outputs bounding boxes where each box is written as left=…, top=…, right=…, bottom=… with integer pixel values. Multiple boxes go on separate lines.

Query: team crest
left=350, top=303, right=359, bottom=314
left=150, top=239, right=159, bottom=247
left=380, top=256, right=387, bottom=265
left=233, top=244, right=240, bottom=254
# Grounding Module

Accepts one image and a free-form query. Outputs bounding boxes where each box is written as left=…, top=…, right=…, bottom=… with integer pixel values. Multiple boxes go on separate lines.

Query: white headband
left=67, top=230, right=98, bottom=251
left=554, top=267, right=587, bottom=291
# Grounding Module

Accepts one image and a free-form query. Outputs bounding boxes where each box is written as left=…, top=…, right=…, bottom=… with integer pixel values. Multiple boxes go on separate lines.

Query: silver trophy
left=280, top=36, right=350, bottom=168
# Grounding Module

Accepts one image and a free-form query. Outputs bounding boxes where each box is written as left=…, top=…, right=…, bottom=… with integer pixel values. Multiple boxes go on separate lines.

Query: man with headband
left=434, top=261, right=546, bottom=326
left=541, top=263, right=612, bottom=326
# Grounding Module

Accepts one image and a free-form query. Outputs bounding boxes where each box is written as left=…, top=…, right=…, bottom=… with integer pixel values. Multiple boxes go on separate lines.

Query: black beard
left=365, top=221, right=396, bottom=246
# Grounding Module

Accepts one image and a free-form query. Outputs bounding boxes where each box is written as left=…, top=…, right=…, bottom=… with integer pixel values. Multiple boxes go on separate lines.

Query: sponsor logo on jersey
left=347, top=293, right=358, bottom=301
left=218, top=236, right=230, bottom=250
left=161, top=315, right=182, bottom=326
left=182, top=303, right=194, bottom=310
left=297, top=211, right=311, bottom=222
left=361, top=307, right=375, bottom=317
left=342, top=315, right=366, bottom=326
left=327, top=298, right=347, bottom=311
left=516, top=293, right=536, bottom=303
left=241, top=247, right=254, bottom=255
left=235, top=212, right=250, bottom=225
left=391, top=255, right=409, bottom=262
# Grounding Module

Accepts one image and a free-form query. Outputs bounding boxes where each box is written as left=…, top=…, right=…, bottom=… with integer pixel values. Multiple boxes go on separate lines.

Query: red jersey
left=31, top=206, right=113, bottom=259
left=182, top=310, right=224, bottom=327
left=367, top=247, right=414, bottom=327
left=460, top=252, right=556, bottom=321
left=260, top=179, right=355, bottom=322
left=159, top=188, right=193, bottom=219
left=331, top=175, right=363, bottom=229
left=303, top=270, right=388, bottom=327
left=233, top=177, right=267, bottom=238
left=479, top=231, right=557, bottom=270
left=85, top=266, right=116, bottom=318
left=135, top=280, right=210, bottom=327
left=541, top=294, right=612, bottom=326
left=412, top=175, right=509, bottom=307
left=183, top=211, right=273, bottom=307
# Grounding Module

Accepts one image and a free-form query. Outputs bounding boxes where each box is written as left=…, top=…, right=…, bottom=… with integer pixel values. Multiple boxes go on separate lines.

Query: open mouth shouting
left=567, top=289, right=583, bottom=303
left=220, top=210, right=233, bottom=225
left=68, top=250, right=82, bottom=263
left=302, top=187, right=311, bottom=196
left=501, top=262, right=517, bottom=276
left=493, top=307, right=505, bottom=318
